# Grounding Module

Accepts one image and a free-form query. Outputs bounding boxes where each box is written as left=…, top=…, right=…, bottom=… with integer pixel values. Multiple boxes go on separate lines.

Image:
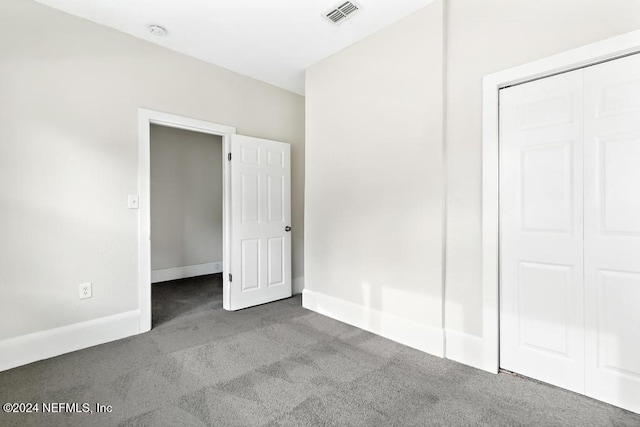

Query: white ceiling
left=34, top=0, right=433, bottom=95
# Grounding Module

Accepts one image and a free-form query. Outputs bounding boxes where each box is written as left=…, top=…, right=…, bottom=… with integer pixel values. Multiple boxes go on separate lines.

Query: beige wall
left=0, top=0, right=304, bottom=340
left=305, top=3, right=445, bottom=328
left=150, top=125, right=223, bottom=271
left=445, top=0, right=640, bottom=337
left=305, top=0, right=640, bottom=358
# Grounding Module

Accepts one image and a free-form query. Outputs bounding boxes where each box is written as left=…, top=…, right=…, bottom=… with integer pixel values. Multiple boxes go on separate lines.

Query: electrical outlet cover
left=79, top=282, right=92, bottom=299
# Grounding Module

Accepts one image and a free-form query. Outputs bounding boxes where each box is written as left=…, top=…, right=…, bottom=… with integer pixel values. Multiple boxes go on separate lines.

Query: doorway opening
left=138, top=109, right=293, bottom=332
left=150, top=125, right=224, bottom=326
left=138, top=108, right=236, bottom=333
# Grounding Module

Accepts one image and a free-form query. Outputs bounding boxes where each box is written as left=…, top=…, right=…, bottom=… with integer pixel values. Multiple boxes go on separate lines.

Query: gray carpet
left=1, top=274, right=638, bottom=426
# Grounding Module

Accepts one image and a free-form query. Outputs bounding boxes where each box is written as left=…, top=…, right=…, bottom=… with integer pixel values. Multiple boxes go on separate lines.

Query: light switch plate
left=128, top=194, right=139, bottom=209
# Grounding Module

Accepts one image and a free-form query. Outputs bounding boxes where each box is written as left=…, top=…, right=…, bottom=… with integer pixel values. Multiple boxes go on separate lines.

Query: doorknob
left=285, top=226, right=292, bottom=232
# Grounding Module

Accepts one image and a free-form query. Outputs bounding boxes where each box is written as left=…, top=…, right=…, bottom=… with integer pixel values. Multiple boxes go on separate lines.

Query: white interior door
left=583, top=53, right=640, bottom=413
left=499, top=69, right=586, bottom=394
left=227, top=134, right=291, bottom=311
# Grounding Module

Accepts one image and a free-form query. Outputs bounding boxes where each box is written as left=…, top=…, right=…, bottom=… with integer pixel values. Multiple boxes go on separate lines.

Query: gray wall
left=0, top=0, right=304, bottom=340
left=150, top=125, right=222, bottom=271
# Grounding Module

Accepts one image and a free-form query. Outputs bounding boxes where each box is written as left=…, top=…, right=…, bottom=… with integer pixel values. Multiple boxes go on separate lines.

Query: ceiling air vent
left=325, top=1, right=360, bottom=24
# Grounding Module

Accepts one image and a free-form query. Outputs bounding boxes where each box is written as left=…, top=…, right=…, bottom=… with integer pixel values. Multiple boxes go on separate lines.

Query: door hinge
left=229, top=273, right=232, bottom=282
left=228, top=153, right=232, bottom=161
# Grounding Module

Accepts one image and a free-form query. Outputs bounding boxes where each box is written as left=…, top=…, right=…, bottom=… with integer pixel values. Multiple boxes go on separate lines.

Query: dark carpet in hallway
left=0, top=274, right=638, bottom=426
left=152, top=274, right=224, bottom=327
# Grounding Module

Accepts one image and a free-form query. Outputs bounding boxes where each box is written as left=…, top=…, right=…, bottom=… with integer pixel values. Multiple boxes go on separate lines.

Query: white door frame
left=481, top=30, right=640, bottom=373
left=137, top=108, right=236, bottom=333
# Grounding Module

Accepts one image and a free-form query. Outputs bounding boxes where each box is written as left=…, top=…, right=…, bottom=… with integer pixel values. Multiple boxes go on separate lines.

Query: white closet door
left=583, top=53, right=640, bottom=414
left=499, top=69, right=585, bottom=394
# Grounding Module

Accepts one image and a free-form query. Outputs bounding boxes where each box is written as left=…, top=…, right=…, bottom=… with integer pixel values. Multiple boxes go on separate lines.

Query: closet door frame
left=481, top=29, right=640, bottom=374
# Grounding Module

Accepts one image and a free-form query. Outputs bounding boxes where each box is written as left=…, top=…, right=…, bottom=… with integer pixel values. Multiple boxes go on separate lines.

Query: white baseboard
left=292, top=276, right=305, bottom=295
left=302, top=289, right=443, bottom=357
left=444, top=329, right=485, bottom=370
left=152, top=261, right=222, bottom=283
left=0, top=310, right=140, bottom=372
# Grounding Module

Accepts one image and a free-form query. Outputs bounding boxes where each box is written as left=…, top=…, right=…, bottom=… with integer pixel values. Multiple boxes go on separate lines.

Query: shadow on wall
left=150, top=125, right=224, bottom=274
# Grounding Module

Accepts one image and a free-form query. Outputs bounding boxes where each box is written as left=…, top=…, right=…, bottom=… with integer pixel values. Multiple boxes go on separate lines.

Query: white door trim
left=137, top=108, right=236, bottom=332
left=481, top=29, right=640, bottom=373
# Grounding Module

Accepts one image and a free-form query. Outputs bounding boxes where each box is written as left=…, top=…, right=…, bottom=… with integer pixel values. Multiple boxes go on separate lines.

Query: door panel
left=267, top=237, right=285, bottom=286
left=240, top=239, right=260, bottom=291
left=267, top=175, right=284, bottom=222
left=499, top=69, right=585, bottom=394
left=598, top=135, right=640, bottom=234
left=596, top=270, right=640, bottom=377
left=517, top=262, right=573, bottom=357
left=521, top=142, right=574, bottom=233
left=241, top=174, right=260, bottom=223
left=229, top=134, right=291, bottom=310
left=584, top=53, right=640, bottom=414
